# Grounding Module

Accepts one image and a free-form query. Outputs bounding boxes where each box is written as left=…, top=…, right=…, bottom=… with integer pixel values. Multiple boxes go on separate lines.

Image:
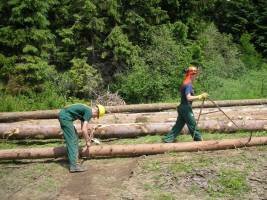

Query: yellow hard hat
left=97, top=104, right=105, bottom=118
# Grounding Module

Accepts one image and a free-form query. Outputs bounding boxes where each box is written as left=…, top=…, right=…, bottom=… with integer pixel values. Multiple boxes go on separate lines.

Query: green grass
left=0, top=161, right=67, bottom=200
left=0, top=67, right=266, bottom=112
left=148, top=192, right=176, bottom=200
left=0, top=139, right=64, bottom=150
left=134, top=144, right=267, bottom=200
left=0, top=90, right=88, bottom=112
left=0, top=131, right=266, bottom=150
left=0, top=133, right=266, bottom=199
left=208, top=68, right=267, bottom=100
left=106, top=131, right=267, bottom=145
left=207, top=169, right=250, bottom=198
left=142, top=160, right=162, bottom=172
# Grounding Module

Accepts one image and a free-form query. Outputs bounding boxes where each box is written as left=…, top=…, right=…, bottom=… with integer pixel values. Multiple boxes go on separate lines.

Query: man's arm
left=187, top=93, right=209, bottom=101
left=81, top=121, right=91, bottom=148
left=186, top=93, right=200, bottom=101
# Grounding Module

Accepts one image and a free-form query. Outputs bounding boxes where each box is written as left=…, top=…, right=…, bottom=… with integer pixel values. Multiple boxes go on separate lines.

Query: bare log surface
left=0, top=105, right=266, bottom=125
left=1, top=120, right=266, bottom=139
left=0, top=137, right=266, bottom=160
left=1, top=106, right=266, bottom=126
left=0, top=99, right=266, bottom=122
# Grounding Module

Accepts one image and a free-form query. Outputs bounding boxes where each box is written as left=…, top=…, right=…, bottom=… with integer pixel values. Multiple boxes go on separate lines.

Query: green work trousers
left=163, top=104, right=202, bottom=142
left=58, top=119, right=79, bottom=168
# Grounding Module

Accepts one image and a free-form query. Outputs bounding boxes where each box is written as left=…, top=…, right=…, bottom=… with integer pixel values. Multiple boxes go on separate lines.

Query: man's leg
left=183, top=107, right=202, bottom=141
left=59, top=120, right=80, bottom=169
left=163, top=109, right=185, bottom=143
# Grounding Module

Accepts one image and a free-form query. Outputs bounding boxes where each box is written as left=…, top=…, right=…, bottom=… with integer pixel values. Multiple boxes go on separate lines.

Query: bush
left=239, top=33, right=263, bottom=70
left=67, top=58, right=103, bottom=99
left=195, top=24, right=246, bottom=93
left=113, top=24, right=194, bottom=103
left=0, top=84, right=66, bottom=112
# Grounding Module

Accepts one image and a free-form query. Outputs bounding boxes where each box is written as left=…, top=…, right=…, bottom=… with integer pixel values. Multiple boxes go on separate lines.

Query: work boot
left=162, top=138, right=177, bottom=143
left=69, top=165, right=87, bottom=173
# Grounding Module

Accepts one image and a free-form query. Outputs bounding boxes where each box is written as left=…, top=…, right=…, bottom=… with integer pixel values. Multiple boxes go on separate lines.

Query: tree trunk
left=0, top=99, right=266, bottom=122
left=92, top=106, right=267, bottom=124
left=1, top=120, right=266, bottom=139
left=2, top=105, right=265, bottom=125
left=0, top=137, right=266, bottom=160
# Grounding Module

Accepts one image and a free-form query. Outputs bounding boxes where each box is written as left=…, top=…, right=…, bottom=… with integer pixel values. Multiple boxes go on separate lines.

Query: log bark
left=0, top=99, right=266, bottom=122
left=3, top=105, right=265, bottom=125
left=92, top=106, right=267, bottom=123
left=0, top=120, right=266, bottom=139
left=106, top=99, right=267, bottom=113
left=0, top=137, right=266, bottom=160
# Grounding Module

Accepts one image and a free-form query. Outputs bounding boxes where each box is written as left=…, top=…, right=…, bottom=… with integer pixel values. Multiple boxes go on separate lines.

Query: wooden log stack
left=0, top=99, right=266, bottom=160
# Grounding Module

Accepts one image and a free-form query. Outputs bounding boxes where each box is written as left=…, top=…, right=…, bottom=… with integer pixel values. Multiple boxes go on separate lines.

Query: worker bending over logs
left=58, top=104, right=105, bottom=173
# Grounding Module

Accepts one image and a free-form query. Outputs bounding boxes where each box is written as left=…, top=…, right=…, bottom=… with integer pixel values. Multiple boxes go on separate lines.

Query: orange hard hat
left=187, top=65, right=198, bottom=74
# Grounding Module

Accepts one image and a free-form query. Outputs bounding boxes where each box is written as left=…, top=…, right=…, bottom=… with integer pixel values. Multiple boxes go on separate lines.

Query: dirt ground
left=0, top=145, right=266, bottom=200
left=57, top=158, right=138, bottom=200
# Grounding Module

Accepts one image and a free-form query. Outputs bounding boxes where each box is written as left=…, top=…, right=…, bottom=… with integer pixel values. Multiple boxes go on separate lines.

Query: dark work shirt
left=180, top=84, right=194, bottom=105
left=59, top=104, right=92, bottom=122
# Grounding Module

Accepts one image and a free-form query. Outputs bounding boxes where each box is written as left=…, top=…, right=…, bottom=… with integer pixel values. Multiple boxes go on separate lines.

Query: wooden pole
left=0, top=99, right=266, bottom=122
left=0, top=137, right=266, bottom=160
left=2, top=105, right=265, bottom=125
left=0, top=120, right=266, bottom=139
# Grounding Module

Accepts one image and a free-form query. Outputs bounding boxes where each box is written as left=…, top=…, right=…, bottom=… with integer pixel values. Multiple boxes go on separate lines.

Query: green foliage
left=123, top=11, right=149, bottom=44
left=103, top=26, right=140, bottom=66
left=209, top=66, right=267, bottom=100
left=0, top=0, right=267, bottom=108
left=207, top=170, right=249, bottom=198
left=213, top=0, right=267, bottom=57
left=67, top=58, right=103, bottom=98
left=8, top=0, right=53, bottom=28
left=126, top=0, right=169, bottom=25
left=3, top=56, right=56, bottom=94
left=195, top=24, right=246, bottom=94
left=0, top=86, right=66, bottom=112
left=253, top=0, right=267, bottom=56
left=115, top=63, right=165, bottom=103
left=239, top=33, right=263, bottom=69
left=171, top=21, right=188, bottom=42
left=113, top=24, right=193, bottom=103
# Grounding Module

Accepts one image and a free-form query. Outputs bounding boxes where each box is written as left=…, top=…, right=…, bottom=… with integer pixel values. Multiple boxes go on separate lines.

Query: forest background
left=0, top=0, right=266, bottom=111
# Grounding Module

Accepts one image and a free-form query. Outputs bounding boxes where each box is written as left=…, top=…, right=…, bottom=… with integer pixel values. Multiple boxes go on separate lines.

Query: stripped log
left=93, top=105, right=267, bottom=123
left=0, top=120, right=266, bottom=139
left=4, top=105, right=266, bottom=125
left=0, top=99, right=266, bottom=122
left=106, top=99, right=267, bottom=113
left=0, top=137, right=266, bottom=160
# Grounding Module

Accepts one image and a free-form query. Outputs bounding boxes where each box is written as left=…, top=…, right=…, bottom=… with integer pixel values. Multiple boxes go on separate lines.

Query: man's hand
left=86, top=140, right=91, bottom=148
left=198, top=92, right=209, bottom=100
left=91, top=138, right=101, bottom=145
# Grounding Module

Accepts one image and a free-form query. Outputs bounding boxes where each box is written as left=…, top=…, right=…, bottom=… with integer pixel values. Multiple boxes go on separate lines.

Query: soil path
left=56, top=158, right=137, bottom=200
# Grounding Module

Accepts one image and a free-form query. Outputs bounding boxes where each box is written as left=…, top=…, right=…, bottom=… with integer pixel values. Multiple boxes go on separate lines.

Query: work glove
left=198, top=92, right=209, bottom=100
left=91, top=138, right=101, bottom=145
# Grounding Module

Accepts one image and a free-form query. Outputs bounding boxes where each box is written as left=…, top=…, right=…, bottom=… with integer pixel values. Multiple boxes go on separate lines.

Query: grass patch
left=0, top=131, right=266, bottom=151
left=169, top=162, right=194, bottom=174
left=106, top=131, right=267, bottom=145
left=148, top=192, right=176, bottom=200
left=0, top=161, right=67, bottom=199
left=142, top=160, right=162, bottom=172
left=207, top=169, right=250, bottom=198
left=0, top=139, right=64, bottom=150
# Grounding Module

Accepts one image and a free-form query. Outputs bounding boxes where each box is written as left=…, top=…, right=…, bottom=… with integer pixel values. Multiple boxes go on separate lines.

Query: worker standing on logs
left=163, top=65, right=208, bottom=143
left=58, top=104, right=105, bottom=173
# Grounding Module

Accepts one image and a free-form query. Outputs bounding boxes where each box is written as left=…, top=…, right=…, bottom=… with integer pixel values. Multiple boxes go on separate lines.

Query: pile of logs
left=0, top=99, right=266, bottom=159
